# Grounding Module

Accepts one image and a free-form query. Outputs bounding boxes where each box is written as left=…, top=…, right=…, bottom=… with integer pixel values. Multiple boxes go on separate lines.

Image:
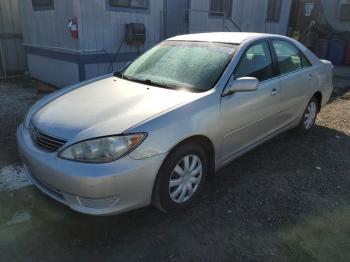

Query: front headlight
left=59, top=133, right=147, bottom=163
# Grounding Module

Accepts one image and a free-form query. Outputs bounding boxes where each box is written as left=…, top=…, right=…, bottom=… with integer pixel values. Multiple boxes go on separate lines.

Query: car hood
left=32, top=76, right=202, bottom=141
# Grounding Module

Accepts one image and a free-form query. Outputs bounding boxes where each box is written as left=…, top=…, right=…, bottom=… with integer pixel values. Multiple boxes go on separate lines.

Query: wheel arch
left=166, top=135, right=216, bottom=177
left=313, top=91, right=322, bottom=112
left=151, top=135, right=216, bottom=211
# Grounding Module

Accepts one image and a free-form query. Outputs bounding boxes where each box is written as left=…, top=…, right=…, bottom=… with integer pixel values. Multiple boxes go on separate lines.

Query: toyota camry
left=17, top=33, right=333, bottom=215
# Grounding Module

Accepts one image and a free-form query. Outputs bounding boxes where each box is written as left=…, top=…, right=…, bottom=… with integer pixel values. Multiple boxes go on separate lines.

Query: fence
left=0, top=0, right=27, bottom=78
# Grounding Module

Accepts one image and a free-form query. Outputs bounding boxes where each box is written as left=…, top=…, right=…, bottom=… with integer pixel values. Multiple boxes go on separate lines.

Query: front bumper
left=16, top=124, right=166, bottom=215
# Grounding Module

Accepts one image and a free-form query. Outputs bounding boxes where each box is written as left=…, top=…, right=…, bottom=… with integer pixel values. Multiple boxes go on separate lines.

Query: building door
left=165, top=0, right=189, bottom=38
left=288, top=0, right=320, bottom=38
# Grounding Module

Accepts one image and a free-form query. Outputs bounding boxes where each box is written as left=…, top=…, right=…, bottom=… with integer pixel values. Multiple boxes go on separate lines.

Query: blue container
left=327, top=39, right=346, bottom=65
left=314, top=39, right=329, bottom=59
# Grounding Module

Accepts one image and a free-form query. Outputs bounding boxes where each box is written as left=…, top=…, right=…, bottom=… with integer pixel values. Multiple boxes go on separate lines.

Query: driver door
left=220, top=40, right=282, bottom=164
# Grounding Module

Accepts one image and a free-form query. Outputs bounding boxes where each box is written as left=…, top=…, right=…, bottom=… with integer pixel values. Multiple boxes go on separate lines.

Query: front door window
left=235, top=41, right=274, bottom=82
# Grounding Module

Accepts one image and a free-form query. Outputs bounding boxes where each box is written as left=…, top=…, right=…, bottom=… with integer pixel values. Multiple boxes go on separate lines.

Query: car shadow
left=1, top=125, right=349, bottom=261
left=1, top=76, right=349, bottom=261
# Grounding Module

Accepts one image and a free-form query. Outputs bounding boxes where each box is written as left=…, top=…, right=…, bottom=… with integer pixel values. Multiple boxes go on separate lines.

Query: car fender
left=127, top=90, right=223, bottom=165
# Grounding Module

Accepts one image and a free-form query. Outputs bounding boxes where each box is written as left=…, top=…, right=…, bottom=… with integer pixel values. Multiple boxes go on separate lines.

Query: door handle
left=308, top=74, right=313, bottom=80
left=270, top=88, right=279, bottom=96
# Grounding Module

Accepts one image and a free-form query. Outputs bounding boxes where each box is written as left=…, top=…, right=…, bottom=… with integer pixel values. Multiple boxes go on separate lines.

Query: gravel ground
left=0, top=75, right=349, bottom=262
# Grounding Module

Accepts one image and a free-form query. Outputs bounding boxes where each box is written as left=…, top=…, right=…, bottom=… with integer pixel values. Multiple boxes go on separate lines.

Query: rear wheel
left=296, top=97, right=319, bottom=133
left=152, top=142, right=208, bottom=212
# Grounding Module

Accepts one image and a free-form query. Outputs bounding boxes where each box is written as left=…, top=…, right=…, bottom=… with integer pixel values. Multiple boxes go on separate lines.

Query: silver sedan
left=17, top=33, right=333, bottom=215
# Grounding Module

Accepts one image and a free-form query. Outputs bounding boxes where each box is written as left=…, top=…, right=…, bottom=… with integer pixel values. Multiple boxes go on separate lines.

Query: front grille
left=30, top=123, right=67, bottom=152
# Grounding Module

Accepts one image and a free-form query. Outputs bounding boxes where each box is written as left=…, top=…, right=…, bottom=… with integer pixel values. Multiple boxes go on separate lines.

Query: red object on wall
left=68, top=17, right=78, bottom=39
left=345, top=41, right=350, bottom=65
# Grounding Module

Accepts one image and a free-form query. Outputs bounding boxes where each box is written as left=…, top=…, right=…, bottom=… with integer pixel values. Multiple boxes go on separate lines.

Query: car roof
left=168, top=32, right=275, bottom=44
left=168, top=32, right=321, bottom=65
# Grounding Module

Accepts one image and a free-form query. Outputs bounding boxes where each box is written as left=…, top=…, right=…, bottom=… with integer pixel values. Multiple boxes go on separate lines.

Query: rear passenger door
left=272, top=40, right=315, bottom=127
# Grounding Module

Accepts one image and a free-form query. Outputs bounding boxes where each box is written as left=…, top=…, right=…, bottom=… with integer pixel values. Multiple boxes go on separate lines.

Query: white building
left=16, top=0, right=302, bottom=87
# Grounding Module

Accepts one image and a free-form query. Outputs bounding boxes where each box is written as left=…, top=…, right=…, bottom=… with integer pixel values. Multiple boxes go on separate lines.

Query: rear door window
left=272, top=40, right=303, bottom=75
left=235, top=41, right=274, bottom=82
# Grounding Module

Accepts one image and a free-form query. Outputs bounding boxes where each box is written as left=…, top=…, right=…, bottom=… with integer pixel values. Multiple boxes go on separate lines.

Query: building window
left=210, top=0, right=232, bottom=17
left=266, top=0, right=282, bottom=22
left=339, top=3, right=350, bottom=21
left=32, top=0, right=54, bottom=10
left=109, top=0, right=148, bottom=9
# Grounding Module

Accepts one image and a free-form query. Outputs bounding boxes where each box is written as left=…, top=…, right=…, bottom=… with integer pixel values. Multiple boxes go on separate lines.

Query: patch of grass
left=279, top=207, right=350, bottom=262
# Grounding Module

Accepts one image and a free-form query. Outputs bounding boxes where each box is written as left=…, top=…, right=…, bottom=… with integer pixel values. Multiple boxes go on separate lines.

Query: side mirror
left=223, top=77, right=259, bottom=96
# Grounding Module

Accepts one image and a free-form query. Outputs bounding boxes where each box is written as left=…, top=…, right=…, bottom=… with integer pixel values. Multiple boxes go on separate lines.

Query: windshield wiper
left=113, top=72, right=191, bottom=91
left=113, top=71, right=127, bottom=79
left=123, top=76, right=175, bottom=90
left=113, top=72, right=158, bottom=86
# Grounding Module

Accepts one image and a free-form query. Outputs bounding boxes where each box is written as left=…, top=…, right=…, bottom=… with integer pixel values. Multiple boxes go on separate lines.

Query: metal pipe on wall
left=0, top=40, right=7, bottom=78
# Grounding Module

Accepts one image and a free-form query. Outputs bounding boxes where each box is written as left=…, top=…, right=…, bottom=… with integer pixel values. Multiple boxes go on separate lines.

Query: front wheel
left=152, top=142, right=208, bottom=212
left=296, top=97, right=319, bottom=133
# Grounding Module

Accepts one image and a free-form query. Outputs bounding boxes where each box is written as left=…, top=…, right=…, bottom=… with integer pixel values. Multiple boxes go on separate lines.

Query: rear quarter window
left=301, top=52, right=312, bottom=67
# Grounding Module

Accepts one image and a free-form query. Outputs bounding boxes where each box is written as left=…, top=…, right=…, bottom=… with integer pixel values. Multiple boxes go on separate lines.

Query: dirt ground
left=0, top=74, right=349, bottom=262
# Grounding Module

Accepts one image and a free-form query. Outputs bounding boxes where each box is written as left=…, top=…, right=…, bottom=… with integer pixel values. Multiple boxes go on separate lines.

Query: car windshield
left=121, top=41, right=237, bottom=92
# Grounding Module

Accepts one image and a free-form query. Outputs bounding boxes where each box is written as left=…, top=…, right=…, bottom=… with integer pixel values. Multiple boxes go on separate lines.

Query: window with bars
left=109, top=0, right=148, bottom=9
left=210, top=0, right=232, bottom=17
left=266, top=0, right=282, bottom=22
left=339, top=3, right=350, bottom=21
left=32, top=0, right=54, bottom=10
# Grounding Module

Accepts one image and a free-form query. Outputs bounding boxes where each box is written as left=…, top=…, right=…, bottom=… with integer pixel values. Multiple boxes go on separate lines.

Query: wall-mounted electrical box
left=125, top=23, right=146, bottom=45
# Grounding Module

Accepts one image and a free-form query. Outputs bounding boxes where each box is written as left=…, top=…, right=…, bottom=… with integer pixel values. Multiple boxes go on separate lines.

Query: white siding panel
left=321, top=0, right=350, bottom=32
left=79, top=0, right=164, bottom=52
left=19, top=0, right=79, bottom=50
left=190, top=0, right=291, bottom=35
left=265, top=0, right=292, bottom=35
left=28, top=54, right=79, bottom=87
left=85, top=62, right=126, bottom=80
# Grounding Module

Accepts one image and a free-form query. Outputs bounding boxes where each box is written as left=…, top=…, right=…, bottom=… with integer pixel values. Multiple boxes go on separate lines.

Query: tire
left=152, top=142, right=208, bottom=212
left=296, top=97, right=319, bottom=134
